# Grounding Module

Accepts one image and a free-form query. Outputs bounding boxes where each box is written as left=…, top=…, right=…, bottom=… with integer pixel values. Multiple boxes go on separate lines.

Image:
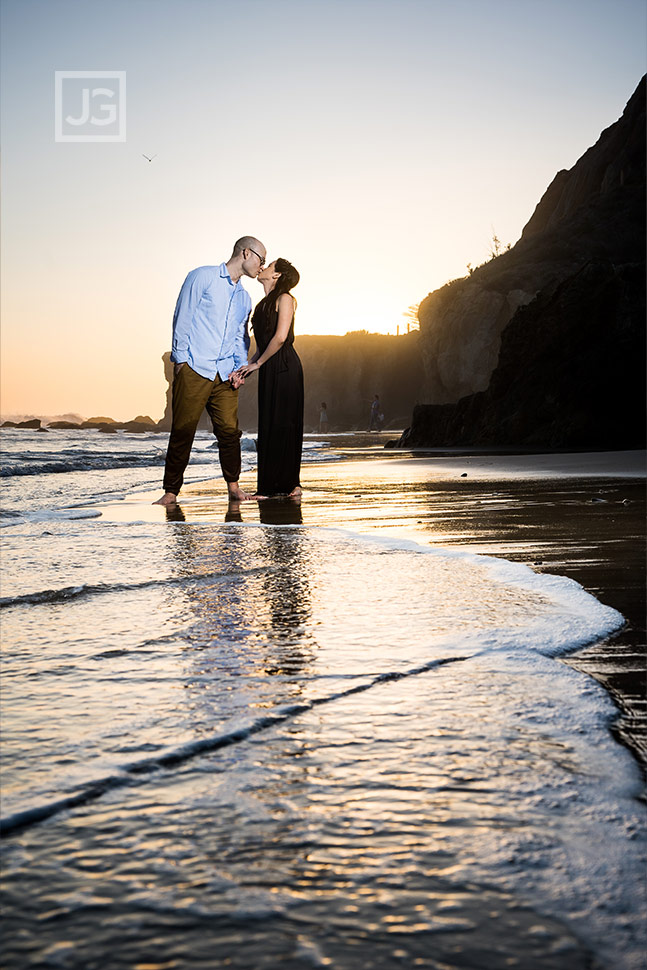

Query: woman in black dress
left=235, top=258, right=303, bottom=498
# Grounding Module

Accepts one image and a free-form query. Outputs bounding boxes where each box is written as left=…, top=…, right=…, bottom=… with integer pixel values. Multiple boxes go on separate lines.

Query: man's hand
left=174, top=362, right=186, bottom=377
left=229, top=370, right=245, bottom=390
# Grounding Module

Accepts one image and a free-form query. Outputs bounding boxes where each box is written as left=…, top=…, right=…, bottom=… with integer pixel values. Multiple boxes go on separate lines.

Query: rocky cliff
left=405, top=76, right=645, bottom=448
left=158, top=330, right=425, bottom=434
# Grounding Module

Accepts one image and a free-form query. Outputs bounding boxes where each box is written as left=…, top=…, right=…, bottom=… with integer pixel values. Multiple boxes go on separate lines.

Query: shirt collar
left=219, top=262, right=239, bottom=287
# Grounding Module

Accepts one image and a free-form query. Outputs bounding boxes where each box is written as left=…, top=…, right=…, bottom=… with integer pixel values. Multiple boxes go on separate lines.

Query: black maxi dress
left=252, top=297, right=304, bottom=496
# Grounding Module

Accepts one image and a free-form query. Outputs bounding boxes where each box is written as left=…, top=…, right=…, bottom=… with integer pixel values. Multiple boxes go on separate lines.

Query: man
left=154, top=236, right=267, bottom=506
left=368, top=394, right=381, bottom=431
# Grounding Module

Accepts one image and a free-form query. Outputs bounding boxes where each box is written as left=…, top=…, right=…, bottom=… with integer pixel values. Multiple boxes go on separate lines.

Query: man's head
left=229, top=236, right=267, bottom=280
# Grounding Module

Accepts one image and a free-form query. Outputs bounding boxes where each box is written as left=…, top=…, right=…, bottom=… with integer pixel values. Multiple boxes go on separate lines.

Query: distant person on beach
left=369, top=394, right=382, bottom=431
left=319, top=402, right=329, bottom=433
left=233, top=259, right=303, bottom=499
left=154, top=236, right=267, bottom=506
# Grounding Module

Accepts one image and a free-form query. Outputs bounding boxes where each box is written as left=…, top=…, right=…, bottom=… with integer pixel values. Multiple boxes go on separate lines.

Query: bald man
left=154, top=236, right=267, bottom=506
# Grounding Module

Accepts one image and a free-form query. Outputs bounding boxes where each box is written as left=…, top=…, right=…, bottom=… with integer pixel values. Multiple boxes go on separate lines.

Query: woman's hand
left=236, top=361, right=260, bottom=379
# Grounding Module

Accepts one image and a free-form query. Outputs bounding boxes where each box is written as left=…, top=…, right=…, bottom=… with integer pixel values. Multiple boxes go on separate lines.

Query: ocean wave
left=0, top=564, right=275, bottom=610
left=0, top=454, right=167, bottom=477
left=0, top=655, right=465, bottom=837
left=319, top=527, right=626, bottom=658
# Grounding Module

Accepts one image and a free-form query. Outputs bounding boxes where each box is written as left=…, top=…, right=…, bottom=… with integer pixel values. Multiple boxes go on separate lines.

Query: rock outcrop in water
left=402, top=76, right=645, bottom=449
left=1, top=418, right=42, bottom=429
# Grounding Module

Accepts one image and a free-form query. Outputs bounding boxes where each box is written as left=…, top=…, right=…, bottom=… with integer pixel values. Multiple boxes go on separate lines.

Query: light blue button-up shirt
left=170, top=263, right=251, bottom=381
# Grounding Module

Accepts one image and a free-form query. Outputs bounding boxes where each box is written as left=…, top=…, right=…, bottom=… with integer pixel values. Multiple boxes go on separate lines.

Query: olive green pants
left=162, top=364, right=242, bottom=495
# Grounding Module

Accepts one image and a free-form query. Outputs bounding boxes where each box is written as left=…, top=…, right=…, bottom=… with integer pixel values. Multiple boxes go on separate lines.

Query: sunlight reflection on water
left=1, top=515, right=643, bottom=970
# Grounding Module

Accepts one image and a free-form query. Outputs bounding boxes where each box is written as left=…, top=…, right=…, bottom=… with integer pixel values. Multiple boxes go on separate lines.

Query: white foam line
left=318, top=526, right=626, bottom=656
left=0, top=655, right=467, bottom=838
left=0, top=564, right=276, bottom=610
left=198, top=521, right=626, bottom=658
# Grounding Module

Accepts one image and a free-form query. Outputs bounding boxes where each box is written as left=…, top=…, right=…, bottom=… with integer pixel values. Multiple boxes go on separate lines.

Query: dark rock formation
left=78, top=415, right=157, bottom=433
left=82, top=416, right=117, bottom=427
left=158, top=331, right=425, bottom=434
left=294, top=331, right=424, bottom=432
left=121, top=419, right=157, bottom=433
left=47, top=421, right=83, bottom=429
left=406, top=76, right=645, bottom=448
left=1, top=419, right=41, bottom=429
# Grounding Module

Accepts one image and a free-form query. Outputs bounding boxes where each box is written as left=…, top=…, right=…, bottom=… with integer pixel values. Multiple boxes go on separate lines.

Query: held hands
left=233, top=362, right=260, bottom=382
left=228, top=370, right=245, bottom=390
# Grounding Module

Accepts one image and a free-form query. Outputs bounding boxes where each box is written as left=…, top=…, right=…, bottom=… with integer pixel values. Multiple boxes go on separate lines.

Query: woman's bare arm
left=236, top=294, right=295, bottom=377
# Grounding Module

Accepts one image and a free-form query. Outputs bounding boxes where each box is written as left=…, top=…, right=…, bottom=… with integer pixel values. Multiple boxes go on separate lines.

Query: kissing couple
left=154, top=236, right=303, bottom=507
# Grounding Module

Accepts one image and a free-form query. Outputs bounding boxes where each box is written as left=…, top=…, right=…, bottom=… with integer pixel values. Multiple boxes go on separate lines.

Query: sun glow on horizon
left=1, top=0, right=644, bottom=420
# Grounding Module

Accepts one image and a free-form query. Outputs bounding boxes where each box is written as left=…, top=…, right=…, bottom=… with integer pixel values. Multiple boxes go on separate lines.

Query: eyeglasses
left=247, top=247, right=265, bottom=267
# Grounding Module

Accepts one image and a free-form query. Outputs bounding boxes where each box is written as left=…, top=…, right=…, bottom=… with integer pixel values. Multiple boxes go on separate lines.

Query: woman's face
left=257, top=260, right=279, bottom=285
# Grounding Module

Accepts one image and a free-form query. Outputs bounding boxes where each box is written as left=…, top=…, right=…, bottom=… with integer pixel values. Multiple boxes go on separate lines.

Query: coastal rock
left=121, top=420, right=157, bottom=433
left=82, top=416, right=117, bottom=427
left=404, top=259, right=645, bottom=449
left=407, top=76, right=645, bottom=448
left=1, top=418, right=41, bottom=429
left=158, top=332, right=425, bottom=434
left=47, top=421, right=83, bottom=429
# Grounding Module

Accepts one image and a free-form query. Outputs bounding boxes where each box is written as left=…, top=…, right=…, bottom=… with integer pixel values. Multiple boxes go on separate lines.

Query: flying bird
left=142, top=154, right=157, bottom=162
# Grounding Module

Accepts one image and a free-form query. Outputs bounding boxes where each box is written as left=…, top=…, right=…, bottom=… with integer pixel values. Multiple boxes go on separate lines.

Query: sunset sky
left=1, top=0, right=645, bottom=420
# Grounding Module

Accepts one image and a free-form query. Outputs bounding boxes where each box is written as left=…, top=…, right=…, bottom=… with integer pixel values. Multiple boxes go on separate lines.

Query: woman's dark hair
left=272, top=258, right=299, bottom=302
left=254, top=259, right=300, bottom=332
left=256, top=258, right=300, bottom=318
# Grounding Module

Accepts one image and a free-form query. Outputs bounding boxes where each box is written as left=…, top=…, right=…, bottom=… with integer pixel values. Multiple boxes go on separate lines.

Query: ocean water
left=1, top=429, right=645, bottom=970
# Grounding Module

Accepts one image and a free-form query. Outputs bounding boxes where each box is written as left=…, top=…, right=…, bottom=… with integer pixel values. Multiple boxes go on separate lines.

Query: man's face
left=242, top=245, right=267, bottom=278
left=257, top=260, right=277, bottom=284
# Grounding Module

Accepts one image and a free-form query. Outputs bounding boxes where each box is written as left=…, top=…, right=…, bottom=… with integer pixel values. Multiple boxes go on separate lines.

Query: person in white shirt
left=154, top=236, right=267, bottom=506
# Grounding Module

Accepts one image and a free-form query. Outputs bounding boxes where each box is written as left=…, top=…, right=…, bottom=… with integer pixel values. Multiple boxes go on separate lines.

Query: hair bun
left=276, top=257, right=300, bottom=289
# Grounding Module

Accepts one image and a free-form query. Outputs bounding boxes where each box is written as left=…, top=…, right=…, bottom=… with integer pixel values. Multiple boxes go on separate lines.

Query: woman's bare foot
left=153, top=492, right=178, bottom=506
left=288, top=486, right=302, bottom=498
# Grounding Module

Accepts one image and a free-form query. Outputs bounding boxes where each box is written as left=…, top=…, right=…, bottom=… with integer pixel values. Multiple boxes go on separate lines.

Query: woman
left=235, top=258, right=303, bottom=498
left=319, top=402, right=329, bottom=433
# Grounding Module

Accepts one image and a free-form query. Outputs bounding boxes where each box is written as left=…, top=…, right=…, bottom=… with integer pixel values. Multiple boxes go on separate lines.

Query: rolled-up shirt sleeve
left=170, top=268, right=207, bottom=364
left=232, top=304, right=251, bottom=371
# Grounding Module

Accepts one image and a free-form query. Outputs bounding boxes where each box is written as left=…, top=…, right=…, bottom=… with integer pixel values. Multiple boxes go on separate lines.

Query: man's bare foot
left=288, top=486, right=302, bottom=498
left=227, top=484, right=251, bottom=501
left=153, top=492, right=178, bottom=506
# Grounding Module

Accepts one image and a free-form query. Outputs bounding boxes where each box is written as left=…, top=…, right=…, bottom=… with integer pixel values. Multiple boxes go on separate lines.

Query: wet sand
left=171, top=444, right=646, bottom=773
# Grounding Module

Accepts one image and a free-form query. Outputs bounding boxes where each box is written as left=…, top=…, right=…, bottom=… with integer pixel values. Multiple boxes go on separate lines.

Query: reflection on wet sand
left=164, top=498, right=313, bottom=717
left=163, top=497, right=303, bottom=527
left=258, top=498, right=303, bottom=527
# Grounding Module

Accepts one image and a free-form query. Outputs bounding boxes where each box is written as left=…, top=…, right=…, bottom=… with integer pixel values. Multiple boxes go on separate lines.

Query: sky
left=1, top=0, right=645, bottom=421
